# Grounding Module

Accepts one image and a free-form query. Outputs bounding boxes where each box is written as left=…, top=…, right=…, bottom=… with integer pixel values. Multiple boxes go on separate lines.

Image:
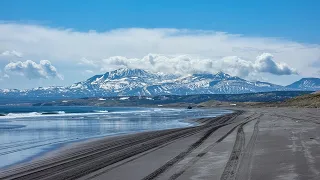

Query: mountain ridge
left=1, top=68, right=319, bottom=99
left=286, top=77, right=320, bottom=90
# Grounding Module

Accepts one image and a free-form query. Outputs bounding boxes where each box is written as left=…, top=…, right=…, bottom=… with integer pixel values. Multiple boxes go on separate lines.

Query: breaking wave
left=41, top=111, right=66, bottom=115
left=0, top=110, right=112, bottom=119
left=93, top=110, right=109, bottom=113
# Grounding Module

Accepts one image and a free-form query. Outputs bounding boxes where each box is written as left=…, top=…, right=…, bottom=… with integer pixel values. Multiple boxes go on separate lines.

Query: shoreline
left=52, top=108, right=236, bottom=156
left=1, top=107, right=319, bottom=180
left=0, top=110, right=241, bottom=179
left=0, top=107, right=232, bottom=170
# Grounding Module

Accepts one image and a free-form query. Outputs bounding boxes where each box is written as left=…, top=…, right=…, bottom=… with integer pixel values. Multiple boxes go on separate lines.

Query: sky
left=0, top=0, right=319, bottom=89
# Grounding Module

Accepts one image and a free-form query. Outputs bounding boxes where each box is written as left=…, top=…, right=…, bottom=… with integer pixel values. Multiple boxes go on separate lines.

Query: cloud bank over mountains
left=0, top=22, right=319, bottom=87
left=81, top=53, right=298, bottom=78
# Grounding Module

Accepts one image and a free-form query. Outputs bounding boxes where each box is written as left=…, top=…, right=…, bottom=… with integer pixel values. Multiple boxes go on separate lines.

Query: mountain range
left=1, top=68, right=320, bottom=100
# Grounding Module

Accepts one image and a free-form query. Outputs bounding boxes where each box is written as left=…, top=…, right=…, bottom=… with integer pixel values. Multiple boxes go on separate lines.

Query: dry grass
left=198, top=93, right=320, bottom=108
left=281, top=93, right=320, bottom=108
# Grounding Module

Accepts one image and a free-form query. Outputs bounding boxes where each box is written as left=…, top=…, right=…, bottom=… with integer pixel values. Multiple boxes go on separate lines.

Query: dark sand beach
left=1, top=107, right=319, bottom=180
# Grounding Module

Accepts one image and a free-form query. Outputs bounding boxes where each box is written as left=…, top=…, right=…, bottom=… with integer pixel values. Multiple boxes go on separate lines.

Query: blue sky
left=0, top=0, right=319, bottom=88
left=1, top=0, right=319, bottom=43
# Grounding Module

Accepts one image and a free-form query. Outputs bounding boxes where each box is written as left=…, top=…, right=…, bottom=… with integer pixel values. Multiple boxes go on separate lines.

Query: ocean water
left=0, top=106, right=231, bottom=169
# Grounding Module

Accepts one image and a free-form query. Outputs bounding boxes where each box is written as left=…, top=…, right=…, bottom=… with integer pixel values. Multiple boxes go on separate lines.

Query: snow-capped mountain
left=68, top=69, right=285, bottom=96
left=286, top=78, right=320, bottom=91
left=0, top=68, right=318, bottom=100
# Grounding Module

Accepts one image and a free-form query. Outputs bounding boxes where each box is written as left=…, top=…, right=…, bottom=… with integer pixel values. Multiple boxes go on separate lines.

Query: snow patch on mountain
left=0, top=68, right=319, bottom=99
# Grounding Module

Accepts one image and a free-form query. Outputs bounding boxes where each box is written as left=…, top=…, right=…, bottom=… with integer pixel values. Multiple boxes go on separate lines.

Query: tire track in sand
left=236, top=119, right=260, bottom=180
left=141, top=112, right=244, bottom=180
left=220, top=124, right=245, bottom=180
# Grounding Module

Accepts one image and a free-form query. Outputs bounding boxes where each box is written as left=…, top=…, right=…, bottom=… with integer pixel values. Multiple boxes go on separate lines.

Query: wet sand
left=0, top=108, right=319, bottom=180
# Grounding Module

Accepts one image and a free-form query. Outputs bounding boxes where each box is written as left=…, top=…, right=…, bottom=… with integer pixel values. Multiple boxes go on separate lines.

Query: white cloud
left=78, top=58, right=98, bottom=67
left=0, top=22, right=319, bottom=87
left=310, top=58, right=320, bottom=67
left=0, top=69, right=9, bottom=81
left=4, top=60, right=63, bottom=79
left=85, top=70, right=94, bottom=74
left=219, top=56, right=253, bottom=77
left=1, top=50, right=23, bottom=58
left=100, top=54, right=213, bottom=75
left=97, top=53, right=297, bottom=78
left=254, top=53, right=297, bottom=75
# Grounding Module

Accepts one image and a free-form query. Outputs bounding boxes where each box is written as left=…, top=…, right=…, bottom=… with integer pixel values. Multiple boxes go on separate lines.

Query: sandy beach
left=0, top=107, right=319, bottom=180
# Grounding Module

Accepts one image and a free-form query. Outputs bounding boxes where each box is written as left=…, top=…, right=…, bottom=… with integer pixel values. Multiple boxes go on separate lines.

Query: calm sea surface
left=0, top=106, right=231, bottom=169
